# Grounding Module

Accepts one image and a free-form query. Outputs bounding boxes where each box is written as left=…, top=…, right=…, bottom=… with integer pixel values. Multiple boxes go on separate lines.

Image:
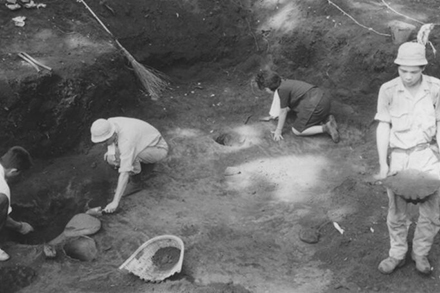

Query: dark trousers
left=0, top=194, right=9, bottom=231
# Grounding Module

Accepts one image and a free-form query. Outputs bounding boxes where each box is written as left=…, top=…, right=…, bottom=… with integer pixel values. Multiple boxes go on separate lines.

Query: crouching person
left=0, top=146, right=34, bottom=261
left=255, top=70, right=340, bottom=143
left=90, top=117, right=169, bottom=214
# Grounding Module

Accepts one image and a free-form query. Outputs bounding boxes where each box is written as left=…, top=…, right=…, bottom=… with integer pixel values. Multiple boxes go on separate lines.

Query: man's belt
left=391, top=143, right=431, bottom=153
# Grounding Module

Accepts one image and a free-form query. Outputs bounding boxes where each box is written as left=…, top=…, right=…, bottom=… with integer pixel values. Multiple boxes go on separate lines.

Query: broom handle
left=77, top=0, right=114, bottom=37
left=77, top=0, right=133, bottom=58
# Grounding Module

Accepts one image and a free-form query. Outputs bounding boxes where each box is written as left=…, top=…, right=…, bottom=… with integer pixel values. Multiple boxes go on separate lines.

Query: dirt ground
left=1, top=0, right=440, bottom=292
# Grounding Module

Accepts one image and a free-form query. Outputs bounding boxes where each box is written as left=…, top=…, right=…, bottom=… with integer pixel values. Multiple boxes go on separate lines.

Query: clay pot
left=63, top=236, right=98, bottom=261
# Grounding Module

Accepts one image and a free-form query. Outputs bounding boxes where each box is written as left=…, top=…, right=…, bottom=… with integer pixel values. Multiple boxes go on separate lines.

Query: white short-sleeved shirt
left=108, top=117, right=162, bottom=173
left=375, top=75, right=440, bottom=149
left=0, top=165, right=12, bottom=214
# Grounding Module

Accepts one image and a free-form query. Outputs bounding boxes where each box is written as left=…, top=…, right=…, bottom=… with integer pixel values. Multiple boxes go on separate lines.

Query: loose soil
left=1, top=0, right=440, bottom=292
left=152, top=247, right=181, bottom=271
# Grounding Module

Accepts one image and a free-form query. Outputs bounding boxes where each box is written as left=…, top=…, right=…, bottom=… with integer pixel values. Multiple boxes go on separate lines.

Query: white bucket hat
left=90, top=119, right=115, bottom=143
left=394, top=42, right=428, bottom=66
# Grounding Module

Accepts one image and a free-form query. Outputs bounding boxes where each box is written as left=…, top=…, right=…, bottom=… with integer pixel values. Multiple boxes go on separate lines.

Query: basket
left=383, top=169, right=440, bottom=203
left=119, top=235, right=184, bottom=282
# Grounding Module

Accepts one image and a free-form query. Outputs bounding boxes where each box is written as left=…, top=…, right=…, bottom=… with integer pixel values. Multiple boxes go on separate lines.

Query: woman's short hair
left=1, top=146, right=32, bottom=171
left=255, top=70, right=282, bottom=91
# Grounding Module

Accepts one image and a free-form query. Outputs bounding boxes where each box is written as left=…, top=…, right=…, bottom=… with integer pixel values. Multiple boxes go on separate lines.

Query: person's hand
left=104, top=152, right=119, bottom=168
left=271, top=130, right=283, bottom=141
left=105, top=153, right=116, bottom=164
left=18, top=222, right=34, bottom=234
left=104, top=152, right=116, bottom=163
left=103, top=201, right=119, bottom=214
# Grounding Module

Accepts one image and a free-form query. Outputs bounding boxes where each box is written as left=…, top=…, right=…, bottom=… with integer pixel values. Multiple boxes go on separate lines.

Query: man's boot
left=378, top=257, right=405, bottom=274
left=140, top=163, right=156, bottom=180
left=122, top=174, right=144, bottom=197
left=412, top=252, right=432, bottom=274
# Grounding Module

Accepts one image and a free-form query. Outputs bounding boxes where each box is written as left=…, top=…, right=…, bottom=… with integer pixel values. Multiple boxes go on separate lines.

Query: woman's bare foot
left=259, top=116, right=277, bottom=122
left=324, top=115, right=340, bottom=143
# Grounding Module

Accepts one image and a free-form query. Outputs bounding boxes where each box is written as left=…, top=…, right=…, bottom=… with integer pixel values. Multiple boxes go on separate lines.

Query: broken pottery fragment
left=49, top=213, right=101, bottom=246
left=63, top=236, right=98, bottom=261
left=299, top=228, right=320, bottom=244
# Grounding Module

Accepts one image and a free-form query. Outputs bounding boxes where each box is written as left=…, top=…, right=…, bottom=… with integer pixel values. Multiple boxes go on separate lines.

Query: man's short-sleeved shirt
left=108, top=117, right=162, bottom=173
left=375, top=75, right=440, bottom=149
left=277, top=80, right=316, bottom=109
left=0, top=165, right=12, bottom=214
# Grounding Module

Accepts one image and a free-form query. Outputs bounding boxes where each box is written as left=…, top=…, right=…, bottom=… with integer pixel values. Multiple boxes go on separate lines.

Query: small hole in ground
left=7, top=198, right=79, bottom=245
left=213, top=132, right=243, bottom=147
left=5, top=181, right=111, bottom=245
left=214, top=133, right=232, bottom=146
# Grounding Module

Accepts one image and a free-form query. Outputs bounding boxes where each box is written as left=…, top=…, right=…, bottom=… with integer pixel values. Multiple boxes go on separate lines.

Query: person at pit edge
left=255, top=70, right=340, bottom=143
left=90, top=117, right=169, bottom=214
left=0, top=146, right=34, bottom=261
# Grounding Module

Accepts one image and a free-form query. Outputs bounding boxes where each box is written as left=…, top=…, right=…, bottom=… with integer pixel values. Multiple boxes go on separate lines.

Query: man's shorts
left=132, top=137, right=169, bottom=174
left=292, top=87, right=331, bottom=133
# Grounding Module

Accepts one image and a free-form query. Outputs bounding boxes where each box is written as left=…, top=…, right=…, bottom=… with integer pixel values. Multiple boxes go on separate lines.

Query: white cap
left=90, top=119, right=115, bottom=143
left=394, top=42, right=428, bottom=66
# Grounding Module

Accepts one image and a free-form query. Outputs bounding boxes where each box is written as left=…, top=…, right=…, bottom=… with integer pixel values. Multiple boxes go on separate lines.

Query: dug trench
left=2, top=0, right=440, bottom=293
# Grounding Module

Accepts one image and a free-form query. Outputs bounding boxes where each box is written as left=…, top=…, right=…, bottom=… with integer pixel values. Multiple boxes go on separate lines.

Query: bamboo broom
left=76, top=0, right=167, bottom=100
left=417, top=23, right=437, bottom=56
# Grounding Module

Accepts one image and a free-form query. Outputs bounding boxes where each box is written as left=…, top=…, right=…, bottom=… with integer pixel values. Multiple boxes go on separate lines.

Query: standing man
left=0, top=146, right=34, bottom=261
left=255, top=70, right=339, bottom=143
left=375, top=42, right=440, bottom=275
left=90, top=117, right=169, bottom=214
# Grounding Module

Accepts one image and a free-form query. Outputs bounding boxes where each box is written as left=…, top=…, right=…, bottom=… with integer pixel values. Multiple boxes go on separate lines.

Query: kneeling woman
left=255, top=70, right=339, bottom=143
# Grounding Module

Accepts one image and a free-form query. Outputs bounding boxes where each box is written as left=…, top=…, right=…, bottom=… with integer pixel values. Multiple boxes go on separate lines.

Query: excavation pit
left=213, top=132, right=245, bottom=147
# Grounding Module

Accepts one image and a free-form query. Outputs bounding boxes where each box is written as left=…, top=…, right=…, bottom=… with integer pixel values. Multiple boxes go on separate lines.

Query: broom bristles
left=116, top=40, right=168, bottom=100
left=131, top=59, right=168, bottom=100
left=78, top=1, right=168, bottom=100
